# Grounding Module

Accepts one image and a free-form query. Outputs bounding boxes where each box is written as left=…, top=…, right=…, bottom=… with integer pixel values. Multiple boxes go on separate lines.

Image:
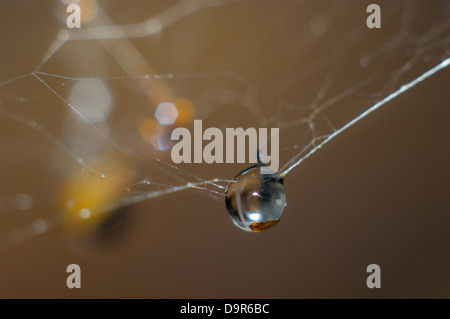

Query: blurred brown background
left=0, top=0, right=449, bottom=298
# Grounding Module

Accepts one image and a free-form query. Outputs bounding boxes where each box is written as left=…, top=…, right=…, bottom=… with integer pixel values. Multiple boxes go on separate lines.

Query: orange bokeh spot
left=79, top=0, right=99, bottom=24
left=139, top=118, right=160, bottom=142
left=174, top=98, right=195, bottom=124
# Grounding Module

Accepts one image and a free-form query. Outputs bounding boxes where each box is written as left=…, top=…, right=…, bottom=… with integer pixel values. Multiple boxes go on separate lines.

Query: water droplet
left=225, top=166, right=287, bottom=233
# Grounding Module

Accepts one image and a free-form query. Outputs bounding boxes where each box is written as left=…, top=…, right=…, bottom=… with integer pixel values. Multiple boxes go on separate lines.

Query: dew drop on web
left=225, top=166, right=287, bottom=233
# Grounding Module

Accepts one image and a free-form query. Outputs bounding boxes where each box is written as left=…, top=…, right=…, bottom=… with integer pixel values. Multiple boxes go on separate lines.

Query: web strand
left=280, top=57, right=450, bottom=177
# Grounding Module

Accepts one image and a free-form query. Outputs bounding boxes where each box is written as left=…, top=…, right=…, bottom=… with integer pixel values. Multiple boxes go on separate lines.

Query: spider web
left=0, top=0, right=449, bottom=250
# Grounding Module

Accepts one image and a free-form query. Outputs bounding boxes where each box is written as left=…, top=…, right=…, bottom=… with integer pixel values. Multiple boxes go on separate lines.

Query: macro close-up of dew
left=0, top=0, right=449, bottom=298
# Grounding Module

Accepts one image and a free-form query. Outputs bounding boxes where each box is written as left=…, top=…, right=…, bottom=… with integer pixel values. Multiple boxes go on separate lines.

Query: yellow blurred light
left=59, top=158, right=131, bottom=243
left=139, top=118, right=160, bottom=143
left=79, top=0, right=99, bottom=24
left=174, top=98, right=195, bottom=124
left=79, top=208, right=92, bottom=219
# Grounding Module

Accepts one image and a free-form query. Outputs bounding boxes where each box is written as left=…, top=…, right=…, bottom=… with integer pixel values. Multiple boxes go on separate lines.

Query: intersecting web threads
left=0, top=0, right=449, bottom=249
